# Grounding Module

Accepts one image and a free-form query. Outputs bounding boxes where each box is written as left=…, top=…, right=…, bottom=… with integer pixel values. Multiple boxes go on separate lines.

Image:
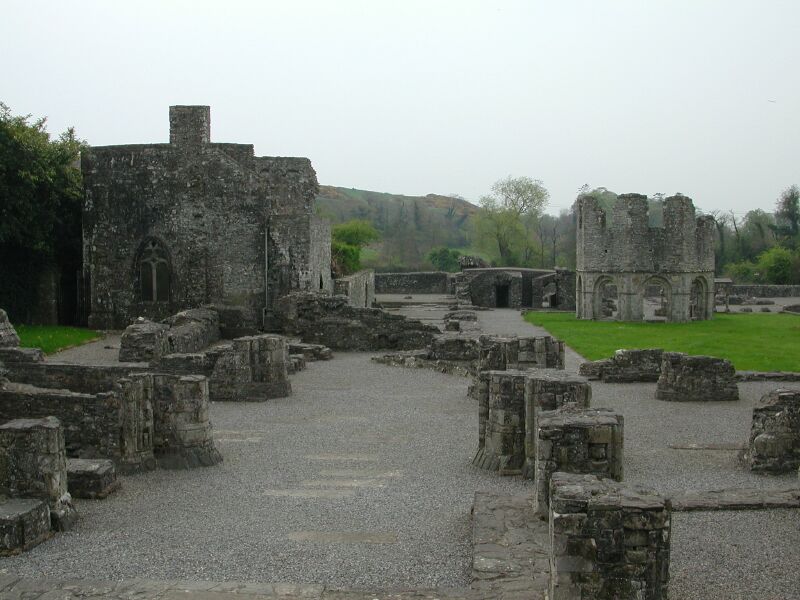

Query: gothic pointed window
left=139, top=239, right=170, bottom=302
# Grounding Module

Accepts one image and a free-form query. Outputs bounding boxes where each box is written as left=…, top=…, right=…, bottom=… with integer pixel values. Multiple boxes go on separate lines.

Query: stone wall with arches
left=575, top=194, right=714, bottom=323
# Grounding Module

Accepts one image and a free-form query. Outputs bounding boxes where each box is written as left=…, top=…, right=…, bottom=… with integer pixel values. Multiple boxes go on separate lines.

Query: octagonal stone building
left=81, top=106, right=332, bottom=330
left=575, top=193, right=715, bottom=323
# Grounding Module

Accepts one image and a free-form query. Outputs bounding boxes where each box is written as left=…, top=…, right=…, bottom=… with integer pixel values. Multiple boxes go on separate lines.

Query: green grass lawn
left=523, top=312, right=800, bottom=372
left=15, top=325, right=102, bottom=355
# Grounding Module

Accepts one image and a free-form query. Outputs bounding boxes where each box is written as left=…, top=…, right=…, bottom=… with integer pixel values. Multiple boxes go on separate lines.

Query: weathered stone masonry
left=576, top=194, right=715, bottom=322
left=82, top=105, right=331, bottom=330
left=747, top=388, right=800, bottom=473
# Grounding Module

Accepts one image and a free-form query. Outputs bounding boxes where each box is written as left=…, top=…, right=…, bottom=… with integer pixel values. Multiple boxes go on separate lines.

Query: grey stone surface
left=119, top=319, right=170, bottom=362
left=0, top=417, right=76, bottom=531
left=576, top=194, right=715, bottom=322
left=656, top=352, right=739, bottom=402
left=549, top=473, right=670, bottom=600
left=289, top=343, right=333, bottom=362
left=670, top=485, right=800, bottom=511
left=66, top=458, right=119, bottom=499
left=82, top=105, right=331, bottom=330
left=0, top=308, right=20, bottom=348
left=471, top=492, right=548, bottom=600
left=531, top=268, right=576, bottom=311
left=747, top=388, right=800, bottom=473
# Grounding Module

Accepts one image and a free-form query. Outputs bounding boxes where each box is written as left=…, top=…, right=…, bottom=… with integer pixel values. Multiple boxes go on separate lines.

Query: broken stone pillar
left=119, top=318, right=170, bottom=362
left=0, top=308, right=20, bottom=348
left=535, top=406, right=623, bottom=510
left=522, top=372, right=592, bottom=479
left=655, top=352, right=739, bottom=402
left=747, top=389, right=800, bottom=474
left=142, top=373, right=223, bottom=469
left=0, top=417, right=77, bottom=531
left=549, top=473, right=671, bottom=600
left=472, top=370, right=527, bottom=473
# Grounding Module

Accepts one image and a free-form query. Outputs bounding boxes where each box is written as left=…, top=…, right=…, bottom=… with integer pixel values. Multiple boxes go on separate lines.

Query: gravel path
left=2, top=351, right=532, bottom=589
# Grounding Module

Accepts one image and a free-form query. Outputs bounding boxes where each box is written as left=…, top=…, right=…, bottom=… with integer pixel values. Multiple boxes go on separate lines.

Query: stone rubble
left=656, top=352, right=739, bottom=402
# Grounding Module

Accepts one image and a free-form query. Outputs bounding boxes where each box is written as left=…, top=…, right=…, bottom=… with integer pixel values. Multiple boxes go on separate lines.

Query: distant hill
left=315, top=186, right=479, bottom=270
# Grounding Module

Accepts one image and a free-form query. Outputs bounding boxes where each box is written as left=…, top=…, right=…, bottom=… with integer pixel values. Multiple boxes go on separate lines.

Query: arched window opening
left=642, top=277, right=671, bottom=322
left=319, top=274, right=324, bottom=290
left=690, top=277, right=707, bottom=320
left=594, top=278, right=619, bottom=320
left=139, top=239, right=170, bottom=302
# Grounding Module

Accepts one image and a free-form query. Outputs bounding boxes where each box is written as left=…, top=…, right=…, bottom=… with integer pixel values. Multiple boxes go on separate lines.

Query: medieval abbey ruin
left=576, top=193, right=715, bottom=322
left=82, top=105, right=332, bottom=330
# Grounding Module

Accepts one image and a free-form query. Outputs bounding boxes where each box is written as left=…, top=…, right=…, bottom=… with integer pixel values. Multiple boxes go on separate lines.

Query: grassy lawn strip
left=523, top=312, right=800, bottom=372
left=15, top=325, right=102, bottom=355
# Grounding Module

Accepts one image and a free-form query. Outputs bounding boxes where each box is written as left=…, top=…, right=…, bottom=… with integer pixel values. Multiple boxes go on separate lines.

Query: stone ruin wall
left=374, top=272, right=451, bottom=295
left=334, top=269, right=376, bottom=308
left=82, top=105, right=331, bottom=331
left=576, top=194, right=715, bottom=322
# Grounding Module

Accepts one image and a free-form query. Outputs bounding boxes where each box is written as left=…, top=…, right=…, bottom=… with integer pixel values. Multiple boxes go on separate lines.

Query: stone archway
left=641, top=276, right=672, bottom=322
left=690, top=276, right=708, bottom=320
left=593, top=276, right=619, bottom=320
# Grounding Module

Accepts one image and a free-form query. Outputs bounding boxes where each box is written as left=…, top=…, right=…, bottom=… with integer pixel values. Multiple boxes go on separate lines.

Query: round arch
left=640, top=275, right=672, bottom=322
left=592, top=275, right=619, bottom=320
left=134, top=237, right=172, bottom=303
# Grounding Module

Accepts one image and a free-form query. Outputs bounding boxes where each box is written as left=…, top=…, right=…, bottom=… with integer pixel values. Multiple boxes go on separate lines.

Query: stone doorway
left=495, top=284, right=510, bottom=308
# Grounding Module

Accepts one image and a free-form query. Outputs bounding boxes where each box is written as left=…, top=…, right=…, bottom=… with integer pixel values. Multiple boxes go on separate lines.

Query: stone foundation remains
left=747, top=388, right=800, bottom=474
left=66, top=459, right=119, bottom=499
left=579, top=349, right=664, bottom=383
left=549, top=473, right=671, bottom=600
left=334, top=270, right=375, bottom=308
left=271, top=292, right=438, bottom=351
left=472, top=370, right=591, bottom=476
left=656, top=352, right=739, bottom=402
left=0, top=498, right=51, bottom=556
left=0, top=382, right=155, bottom=474
left=375, top=334, right=565, bottom=377
left=0, top=417, right=76, bottom=531
left=374, top=272, right=450, bottom=294
left=534, top=406, right=623, bottom=510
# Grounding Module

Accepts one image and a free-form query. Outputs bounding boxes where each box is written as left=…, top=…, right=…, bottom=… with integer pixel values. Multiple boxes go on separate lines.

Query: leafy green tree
left=471, top=176, right=549, bottom=265
left=0, top=103, right=84, bottom=322
left=426, top=247, right=461, bottom=272
left=331, top=219, right=380, bottom=275
left=757, top=246, right=794, bottom=284
left=772, top=185, right=800, bottom=248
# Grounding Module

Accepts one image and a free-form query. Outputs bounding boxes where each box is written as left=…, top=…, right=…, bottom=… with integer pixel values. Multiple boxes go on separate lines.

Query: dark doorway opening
left=495, top=284, right=510, bottom=308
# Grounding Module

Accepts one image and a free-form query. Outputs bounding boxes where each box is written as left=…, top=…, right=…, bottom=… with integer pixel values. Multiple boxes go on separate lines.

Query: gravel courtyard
left=2, top=307, right=799, bottom=599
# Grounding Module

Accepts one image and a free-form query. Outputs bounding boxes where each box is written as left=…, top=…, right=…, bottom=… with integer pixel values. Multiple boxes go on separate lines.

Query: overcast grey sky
left=2, top=0, right=798, bottom=214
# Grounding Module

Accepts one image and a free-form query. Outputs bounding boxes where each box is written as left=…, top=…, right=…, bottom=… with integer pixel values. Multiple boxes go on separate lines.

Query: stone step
left=670, top=486, right=800, bottom=511
left=67, top=458, right=120, bottom=500
left=0, top=498, right=51, bottom=556
left=470, top=492, right=548, bottom=600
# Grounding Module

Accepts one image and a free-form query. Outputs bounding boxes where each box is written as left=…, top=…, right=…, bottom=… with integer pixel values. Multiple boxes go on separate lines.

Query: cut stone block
left=535, top=406, right=623, bottom=511
left=67, top=458, right=120, bottom=499
left=748, top=388, right=800, bottom=474
left=0, top=308, right=20, bottom=348
left=0, top=498, right=51, bottom=555
left=0, top=417, right=77, bottom=531
left=656, top=352, right=739, bottom=402
left=549, top=472, right=671, bottom=600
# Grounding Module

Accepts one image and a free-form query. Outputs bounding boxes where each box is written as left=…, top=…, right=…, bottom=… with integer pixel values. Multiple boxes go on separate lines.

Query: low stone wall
left=334, top=270, right=375, bottom=308
left=374, top=333, right=565, bottom=377
left=155, top=334, right=291, bottom=401
left=0, top=382, right=154, bottom=474
left=656, top=352, right=739, bottom=402
left=535, top=406, right=623, bottom=510
left=747, top=389, right=800, bottom=474
left=374, top=271, right=450, bottom=294
left=549, top=473, right=670, bottom=600
left=272, top=292, right=438, bottom=351
left=731, top=284, right=800, bottom=298
left=0, top=499, right=51, bottom=556
left=119, top=308, right=221, bottom=362
left=0, top=417, right=76, bottom=531
left=579, top=349, right=664, bottom=383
